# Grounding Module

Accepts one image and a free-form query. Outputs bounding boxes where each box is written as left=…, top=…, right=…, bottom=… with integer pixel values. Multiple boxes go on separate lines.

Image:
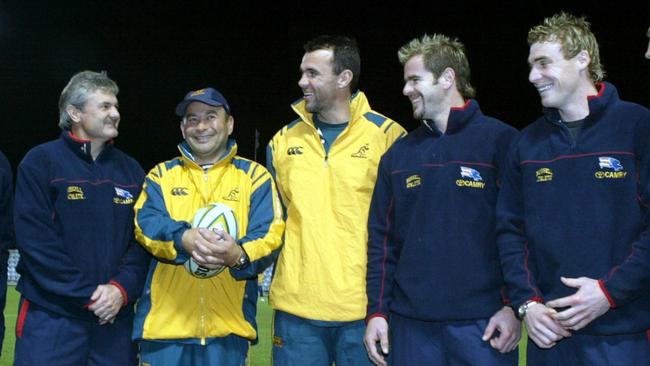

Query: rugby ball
left=184, top=203, right=238, bottom=278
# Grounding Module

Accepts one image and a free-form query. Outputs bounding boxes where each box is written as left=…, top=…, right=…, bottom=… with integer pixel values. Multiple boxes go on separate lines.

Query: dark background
left=1, top=1, right=648, bottom=173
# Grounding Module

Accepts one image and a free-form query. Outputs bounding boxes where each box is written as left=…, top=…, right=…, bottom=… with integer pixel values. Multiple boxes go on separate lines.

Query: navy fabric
left=139, top=336, right=248, bottom=366
left=526, top=332, right=650, bottom=366
left=14, top=298, right=137, bottom=365
left=273, top=310, right=372, bottom=366
left=389, top=313, right=517, bottom=366
left=497, top=82, right=650, bottom=334
left=14, top=131, right=149, bottom=320
left=366, top=100, right=518, bottom=321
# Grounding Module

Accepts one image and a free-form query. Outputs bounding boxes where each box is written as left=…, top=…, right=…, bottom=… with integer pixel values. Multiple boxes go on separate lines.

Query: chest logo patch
left=223, top=187, right=240, bottom=201
left=351, top=143, right=370, bottom=158
left=67, top=186, right=85, bottom=200
left=536, top=168, right=553, bottom=183
left=287, top=146, right=303, bottom=155
left=595, top=157, right=627, bottom=179
left=113, top=187, right=134, bottom=205
left=456, top=166, right=485, bottom=188
left=171, top=187, right=189, bottom=196
left=406, top=174, right=421, bottom=188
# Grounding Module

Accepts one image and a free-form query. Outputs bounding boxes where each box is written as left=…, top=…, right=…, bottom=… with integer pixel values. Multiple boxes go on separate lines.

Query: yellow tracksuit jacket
left=133, top=139, right=284, bottom=344
left=267, top=91, right=406, bottom=321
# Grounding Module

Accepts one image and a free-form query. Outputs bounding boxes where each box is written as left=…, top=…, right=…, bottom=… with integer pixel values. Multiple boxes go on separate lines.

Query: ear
left=180, top=121, right=186, bottom=139
left=226, top=115, right=234, bottom=136
left=439, top=67, right=456, bottom=90
left=575, top=50, right=591, bottom=71
left=337, top=69, right=353, bottom=89
left=66, top=105, right=82, bottom=124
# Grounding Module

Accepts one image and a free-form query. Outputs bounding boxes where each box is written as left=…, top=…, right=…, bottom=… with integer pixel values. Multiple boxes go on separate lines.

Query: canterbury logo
left=351, top=143, right=369, bottom=158
left=287, top=146, right=303, bottom=155
left=171, top=187, right=189, bottom=196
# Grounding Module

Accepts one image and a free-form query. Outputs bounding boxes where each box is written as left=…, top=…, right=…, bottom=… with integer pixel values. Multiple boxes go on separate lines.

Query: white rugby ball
left=184, top=203, right=239, bottom=278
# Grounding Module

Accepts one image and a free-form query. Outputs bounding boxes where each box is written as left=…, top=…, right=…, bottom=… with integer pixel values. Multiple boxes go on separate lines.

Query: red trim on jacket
left=109, top=280, right=129, bottom=306
left=598, top=280, right=616, bottom=309
left=16, top=298, right=30, bottom=339
left=366, top=313, right=388, bottom=323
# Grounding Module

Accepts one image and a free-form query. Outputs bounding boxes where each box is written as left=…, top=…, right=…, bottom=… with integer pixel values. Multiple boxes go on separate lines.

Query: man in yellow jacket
left=267, top=35, right=406, bottom=366
left=133, top=87, right=284, bottom=365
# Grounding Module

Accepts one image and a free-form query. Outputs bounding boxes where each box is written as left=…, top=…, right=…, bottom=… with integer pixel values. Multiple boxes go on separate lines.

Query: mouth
left=303, top=92, right=314, bottom=101
left=409, top=96, right=422, bottom=108
left=535, top=83, right=553, bottom=94
left=193, top=134, right=214, bottom=143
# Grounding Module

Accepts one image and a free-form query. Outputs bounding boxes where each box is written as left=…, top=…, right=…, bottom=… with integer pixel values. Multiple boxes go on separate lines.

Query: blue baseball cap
left=175, top=87, right=231, bottom=117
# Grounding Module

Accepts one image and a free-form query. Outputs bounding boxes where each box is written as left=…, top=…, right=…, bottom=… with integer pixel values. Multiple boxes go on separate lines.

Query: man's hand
left=524, top=302, right=571, bottom=348
left=88, top=284, right=124, bottom=325
left=482, top=306, right=521, bottom=353
left=546, top=276, right=610, bottom=331
left=192, top=230, right=241, bottom=268
left=364, top=317, right=389, bottom=366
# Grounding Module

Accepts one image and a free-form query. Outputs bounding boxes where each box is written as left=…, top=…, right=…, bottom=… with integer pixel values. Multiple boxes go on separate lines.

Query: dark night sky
left=1, top=1, right=648, bottom=173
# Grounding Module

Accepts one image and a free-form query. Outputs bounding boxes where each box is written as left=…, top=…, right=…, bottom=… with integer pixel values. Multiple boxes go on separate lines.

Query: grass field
left=0, top=286, right=526, bottom=365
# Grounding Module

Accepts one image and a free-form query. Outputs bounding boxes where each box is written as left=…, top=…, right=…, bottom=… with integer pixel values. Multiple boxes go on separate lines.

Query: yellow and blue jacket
left=267, top=91, right=406, bottom=322
left=133, top=139, right=284, bottom=344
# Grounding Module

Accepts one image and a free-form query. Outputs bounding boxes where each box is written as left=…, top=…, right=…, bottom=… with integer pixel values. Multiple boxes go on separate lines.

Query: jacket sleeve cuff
left=109, top=280, right=129, bottom=307
left=366, top=313, right=388, bottom=323
left=598, top=279, right=616, bottom=309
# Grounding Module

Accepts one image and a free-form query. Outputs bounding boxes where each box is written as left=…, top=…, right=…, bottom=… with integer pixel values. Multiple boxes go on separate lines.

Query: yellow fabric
left=134, top=141, right=284, bottom=342
left=268, top=92, right=405, bottom=321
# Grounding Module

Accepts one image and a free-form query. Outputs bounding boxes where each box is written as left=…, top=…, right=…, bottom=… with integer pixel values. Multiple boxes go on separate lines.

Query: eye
left=206, top=113, right=218, bottom=122
left=186, top=116, right=199, bottom=125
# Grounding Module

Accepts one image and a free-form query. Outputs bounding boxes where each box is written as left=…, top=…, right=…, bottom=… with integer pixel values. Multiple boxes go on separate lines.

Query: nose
left=528, top=67, right=541, bottom=84
left=110, top=106, right=120, bottom=120
left=645, top=42, right=650, bottom=59
left=298, top=73, right=308, bottom=89
left=402, top=82, right=412, bottom=96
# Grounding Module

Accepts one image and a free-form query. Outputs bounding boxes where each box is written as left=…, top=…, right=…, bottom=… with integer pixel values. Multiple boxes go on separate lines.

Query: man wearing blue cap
left=132, top=87, right=284, bottom=365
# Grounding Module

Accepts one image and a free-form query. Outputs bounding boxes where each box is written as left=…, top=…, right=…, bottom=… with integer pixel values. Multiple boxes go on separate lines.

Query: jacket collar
left=422, top=99, right=480, bottom=136
left=177, top=138, right=238, bottom=169
left=291, top=90, right=370, bottom=128
left=61, top=131, right=112, bottom=163
left=543, top=82, right=617, bottom=125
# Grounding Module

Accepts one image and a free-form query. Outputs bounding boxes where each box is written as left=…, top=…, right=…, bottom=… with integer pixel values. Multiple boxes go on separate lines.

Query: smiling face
left=402, top=55, right=445, bottom=120
left=528, top=41, right=586, bottom=112
left=70, top=90, right=120, bottom=143
left=297, top=49, right=340, bottom=115
left=180, top=101, right=233, bottom=165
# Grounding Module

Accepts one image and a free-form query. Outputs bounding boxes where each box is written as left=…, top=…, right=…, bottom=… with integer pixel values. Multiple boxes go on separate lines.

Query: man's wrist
left=230, top=246, right=249, bottom=270
left=517, top=300, right=540, bottom=320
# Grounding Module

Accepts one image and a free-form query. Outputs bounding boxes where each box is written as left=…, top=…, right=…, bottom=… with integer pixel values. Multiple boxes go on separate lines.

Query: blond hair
left=398, top=34, right=475, bottom=99
left=528, top=12, right=605, bottom=82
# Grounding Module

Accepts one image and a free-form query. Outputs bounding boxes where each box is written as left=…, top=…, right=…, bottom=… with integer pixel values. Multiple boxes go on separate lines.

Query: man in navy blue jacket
left=497, top=13, right=650, bottom=365
left=0, top=151, right=13, bottom=357
left=364, top=34, right=520, bottom=366
left=13, top=71, right=149, bottom=365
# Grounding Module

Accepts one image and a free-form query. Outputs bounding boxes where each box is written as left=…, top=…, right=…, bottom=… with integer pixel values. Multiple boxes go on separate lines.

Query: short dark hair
left=304, top=35, right=361, bottom=91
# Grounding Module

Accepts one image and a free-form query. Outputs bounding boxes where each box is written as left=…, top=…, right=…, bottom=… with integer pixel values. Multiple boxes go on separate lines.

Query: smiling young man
left=13, top=70, right=149, bottom=365
left=132, top=87, right=284, bottom=365
left=267, top=35, right=405, bottom=366
left=497, top=13, right=650, bottom=365
left=364, top=34, right=520, bottom=366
